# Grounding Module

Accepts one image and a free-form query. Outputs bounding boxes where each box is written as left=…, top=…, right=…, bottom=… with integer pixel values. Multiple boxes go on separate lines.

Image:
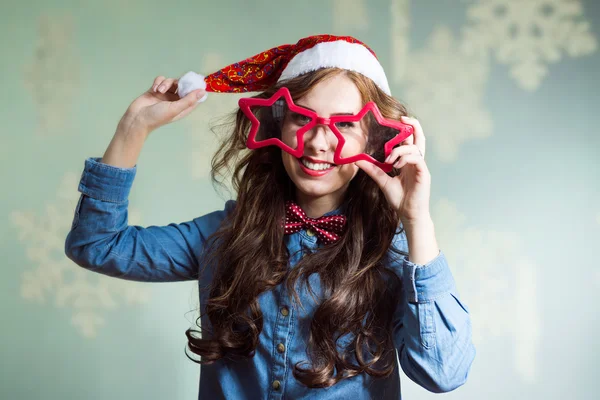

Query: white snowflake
left=400, top=26, right=493, bottom=162
left=463, top=0, right=598, bottom=91
left=10, top=171, right=150, bottom=338
left=389, top=0, right=411, bottom=84
left=183, top=53, right=244, bottom=183
left=433, top=198, right=541, bottom=382
left=331, top=0, right=369, bottom=35
left=22, top=13, right=80, bottom=136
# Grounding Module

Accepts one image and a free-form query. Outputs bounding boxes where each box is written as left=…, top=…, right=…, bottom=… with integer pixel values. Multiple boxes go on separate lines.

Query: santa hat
left=177, top=34, right=391, bottom=103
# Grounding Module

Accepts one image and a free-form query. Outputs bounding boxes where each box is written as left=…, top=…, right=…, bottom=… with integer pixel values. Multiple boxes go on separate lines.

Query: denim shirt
left=65, top=157, right=476, bottom=399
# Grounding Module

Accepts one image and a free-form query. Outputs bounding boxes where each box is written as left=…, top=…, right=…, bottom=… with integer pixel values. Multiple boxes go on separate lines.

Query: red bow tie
left=283, top=201, right=347, bottom=244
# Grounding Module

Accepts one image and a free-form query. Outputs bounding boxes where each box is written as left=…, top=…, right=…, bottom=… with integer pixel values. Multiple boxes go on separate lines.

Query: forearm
left=394, top=250, right=475, bottom=393
left=403, top=215, right=439, bottom=265
left=101, top=114, right=149, bottom=168
left=399, top=297, right=475, bottom=393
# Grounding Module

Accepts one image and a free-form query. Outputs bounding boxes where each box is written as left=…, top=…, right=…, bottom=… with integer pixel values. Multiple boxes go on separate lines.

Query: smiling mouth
left=299, top=157, right=335, bottom=171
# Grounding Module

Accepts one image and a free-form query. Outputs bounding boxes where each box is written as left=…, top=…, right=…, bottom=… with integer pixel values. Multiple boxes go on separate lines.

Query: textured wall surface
left=1, top=0, right=598, bottom=399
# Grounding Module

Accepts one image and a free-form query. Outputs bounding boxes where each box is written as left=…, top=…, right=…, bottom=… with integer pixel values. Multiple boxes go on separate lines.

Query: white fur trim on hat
left=176, top=71, right=208, bottom=102
left=277, top=41, right=391, bottom=95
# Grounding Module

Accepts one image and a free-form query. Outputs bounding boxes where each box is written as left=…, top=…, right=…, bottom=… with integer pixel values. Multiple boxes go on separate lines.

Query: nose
left=304, top=124, right=336, bottom=153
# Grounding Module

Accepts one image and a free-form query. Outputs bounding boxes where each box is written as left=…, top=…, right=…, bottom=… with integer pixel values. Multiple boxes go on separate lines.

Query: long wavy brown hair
left=185, top=68, right=410, bottom=388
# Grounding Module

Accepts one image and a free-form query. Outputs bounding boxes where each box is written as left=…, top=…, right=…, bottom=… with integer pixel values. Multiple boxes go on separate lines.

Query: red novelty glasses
left=238, top=87, right=414, bottom=172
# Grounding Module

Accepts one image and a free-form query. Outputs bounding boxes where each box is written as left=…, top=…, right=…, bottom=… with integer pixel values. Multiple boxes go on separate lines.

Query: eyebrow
left=295, top=103, right=356, bottom=116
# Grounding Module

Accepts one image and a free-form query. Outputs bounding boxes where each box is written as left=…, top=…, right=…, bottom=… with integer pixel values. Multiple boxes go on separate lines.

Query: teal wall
left=1, top=0, right=599, bottom=399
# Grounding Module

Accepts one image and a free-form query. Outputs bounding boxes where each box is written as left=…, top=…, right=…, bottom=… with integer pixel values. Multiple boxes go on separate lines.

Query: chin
left=282, top=154, right=357, bottom=200
left=293, top=180, right=345, bottom=199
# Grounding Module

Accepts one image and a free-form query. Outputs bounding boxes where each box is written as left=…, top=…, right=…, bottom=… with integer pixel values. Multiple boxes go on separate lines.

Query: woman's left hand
left=355, top=116, right=431, bottom=224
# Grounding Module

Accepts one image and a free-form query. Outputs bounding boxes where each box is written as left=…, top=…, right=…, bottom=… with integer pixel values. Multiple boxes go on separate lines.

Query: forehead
left=296, top=74, right=363, bottom=115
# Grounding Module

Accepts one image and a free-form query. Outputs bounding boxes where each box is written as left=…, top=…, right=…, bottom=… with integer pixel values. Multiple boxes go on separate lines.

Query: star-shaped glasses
left=238, top=87, right=414, bottom=172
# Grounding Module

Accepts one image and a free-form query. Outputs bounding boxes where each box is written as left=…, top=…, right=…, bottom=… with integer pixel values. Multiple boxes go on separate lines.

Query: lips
left=297, top=157, right=335, bottom=177
left=302, top=157, right=332, bottom=169
left=303, top=156, right=335, bottom=165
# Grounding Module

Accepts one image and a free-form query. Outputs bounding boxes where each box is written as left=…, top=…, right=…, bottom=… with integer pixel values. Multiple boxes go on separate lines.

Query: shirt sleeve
left=387, top=230, right=476, bottom=393
left=64, top=157, right=235, bottom=282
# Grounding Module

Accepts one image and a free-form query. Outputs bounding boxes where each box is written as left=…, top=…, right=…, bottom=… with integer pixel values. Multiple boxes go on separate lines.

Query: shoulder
left=192, top=199, right=237, bottom=239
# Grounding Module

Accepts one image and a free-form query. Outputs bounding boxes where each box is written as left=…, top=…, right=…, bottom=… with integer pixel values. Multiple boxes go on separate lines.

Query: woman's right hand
left=121, top=76, right=206, bottom=135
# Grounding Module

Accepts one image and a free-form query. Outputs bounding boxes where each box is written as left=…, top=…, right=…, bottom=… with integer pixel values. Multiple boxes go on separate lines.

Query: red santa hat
left=177, top=34, right=391, bottom=102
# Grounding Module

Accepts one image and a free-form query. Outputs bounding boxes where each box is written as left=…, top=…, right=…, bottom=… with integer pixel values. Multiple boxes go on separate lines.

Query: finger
left=157, top=78, right=177, bottom=94
left=166, top=79, right=179, bottom=94
left=398, top=115, right=414, bottom=146
left=355, top=160, right=392, bottom=189
left=400, top=116, right=425, bottom=157
left=172, top=101, right=199, bottom=121
left=393, top=153, right=426, bottom=170
left=151, top=76, right=166, bottom=92
left=401, top=130, right=414, bottom=146
left=384, top=144, right=419, bottom=164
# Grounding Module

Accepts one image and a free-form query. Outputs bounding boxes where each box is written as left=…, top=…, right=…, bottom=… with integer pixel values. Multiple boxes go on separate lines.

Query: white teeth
left=301, top=159, right=332, bottom=171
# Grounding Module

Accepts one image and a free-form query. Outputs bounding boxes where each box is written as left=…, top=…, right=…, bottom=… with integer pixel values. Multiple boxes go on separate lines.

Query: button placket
left=277, top=305, right=290, bottom=360
left=269, top=297, right=293, bottom=398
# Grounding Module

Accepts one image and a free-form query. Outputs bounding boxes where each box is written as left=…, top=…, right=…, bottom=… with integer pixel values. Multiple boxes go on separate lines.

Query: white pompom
left=176, top=71, right=208, bottom=103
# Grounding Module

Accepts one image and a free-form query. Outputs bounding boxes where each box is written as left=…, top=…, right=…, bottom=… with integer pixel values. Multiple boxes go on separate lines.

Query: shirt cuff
left=78, top=157, right=137, bottom=204
left=403, top=250, right=456, bottom=303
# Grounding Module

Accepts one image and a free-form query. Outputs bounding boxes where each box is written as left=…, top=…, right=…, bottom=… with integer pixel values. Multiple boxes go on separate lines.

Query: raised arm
left=65, top=157, right=234, bottom=282
left=64, top=76, right=226, bottom=282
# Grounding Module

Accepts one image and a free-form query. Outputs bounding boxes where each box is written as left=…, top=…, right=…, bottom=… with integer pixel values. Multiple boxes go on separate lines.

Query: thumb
left=355, top=160, right=391, bottom=189
left=170, top=89, right=206, bottom=114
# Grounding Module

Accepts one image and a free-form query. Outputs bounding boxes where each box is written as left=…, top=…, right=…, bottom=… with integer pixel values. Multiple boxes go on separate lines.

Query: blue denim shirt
left=65, top=157, right=475, bottom=399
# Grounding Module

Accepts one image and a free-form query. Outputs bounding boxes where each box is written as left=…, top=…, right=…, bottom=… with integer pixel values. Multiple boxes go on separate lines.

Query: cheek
left=338, top=163, right=360, bottom=179
left=328, top=163, right=360, bottom=188
left=281, top=126, right=297, bottom=147
left=282, top=151, right=296, bottom=175
left=340, top=135, right=368, bottom=157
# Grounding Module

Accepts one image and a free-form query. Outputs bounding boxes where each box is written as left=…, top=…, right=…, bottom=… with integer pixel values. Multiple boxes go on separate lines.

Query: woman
left=65, top=34, right=475, bottom=399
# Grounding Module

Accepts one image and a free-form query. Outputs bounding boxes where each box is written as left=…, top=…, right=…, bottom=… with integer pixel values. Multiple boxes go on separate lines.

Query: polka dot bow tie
left=283, top=201, right=347, bottom=244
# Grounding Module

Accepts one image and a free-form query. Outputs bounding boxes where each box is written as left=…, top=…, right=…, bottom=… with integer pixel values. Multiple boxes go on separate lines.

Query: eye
left=335, top=121, right=355, bottom=129
left=289, top=112, right=311, bottom=126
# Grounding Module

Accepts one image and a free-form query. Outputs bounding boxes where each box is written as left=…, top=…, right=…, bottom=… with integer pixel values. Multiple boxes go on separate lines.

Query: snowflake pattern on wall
left=463, top=0, right=598, bottom=91
left=184, top=53, right=244, bottom=182
left=22, top=14, right=80, bottom=136
left=401, top=26, right=493, bottom=162
left=10, top=172, right=150, bottom=338
left=433, top=198, right=541, bottom=382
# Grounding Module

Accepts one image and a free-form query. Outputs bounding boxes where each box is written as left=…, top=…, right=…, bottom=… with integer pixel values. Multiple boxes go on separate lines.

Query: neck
left=295, top=191, right=345, bottom=218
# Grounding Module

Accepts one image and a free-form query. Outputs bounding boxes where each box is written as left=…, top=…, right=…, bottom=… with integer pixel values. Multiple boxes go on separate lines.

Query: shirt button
left=272, top=380, right=281, bottom=390
left=277, top=343, right=285, bottom=353
left=280, top=306, right=289, bottom=316
left=306, top=229, right=315, bottom=236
